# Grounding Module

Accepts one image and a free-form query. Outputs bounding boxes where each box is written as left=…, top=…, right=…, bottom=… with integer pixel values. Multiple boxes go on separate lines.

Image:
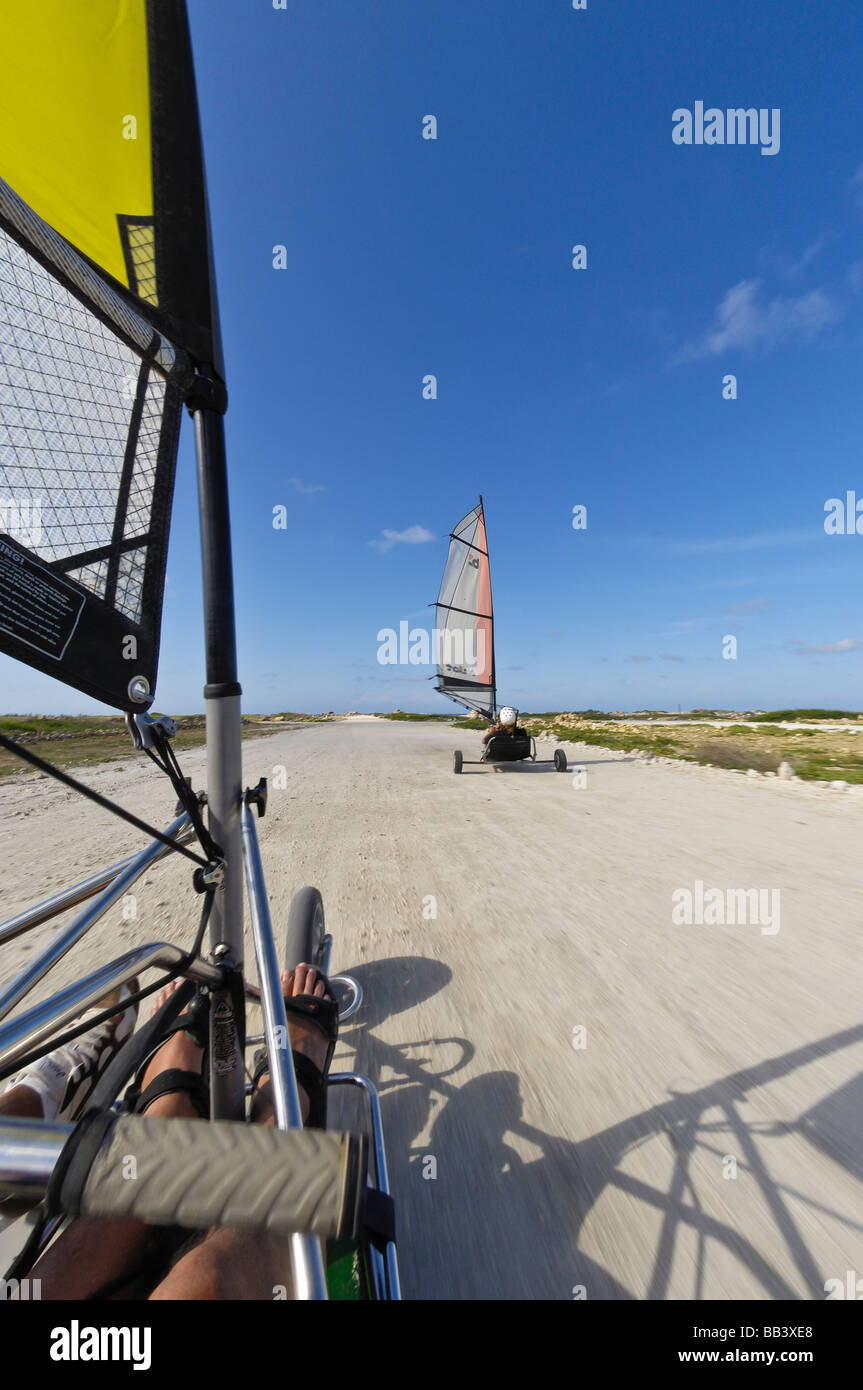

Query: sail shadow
left=337, top=1011, right=863, bottom=1298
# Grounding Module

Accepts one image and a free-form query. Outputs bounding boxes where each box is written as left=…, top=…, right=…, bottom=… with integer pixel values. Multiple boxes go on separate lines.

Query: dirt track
left=2, top=717, right=863, bottom=1300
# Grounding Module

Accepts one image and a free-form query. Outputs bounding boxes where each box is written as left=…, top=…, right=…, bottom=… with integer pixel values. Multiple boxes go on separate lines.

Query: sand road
left=2, top=717, right=862, bottom=1300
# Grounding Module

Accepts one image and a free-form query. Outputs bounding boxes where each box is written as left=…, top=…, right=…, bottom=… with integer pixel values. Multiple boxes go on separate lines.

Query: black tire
left=453, top=749, right=463, bottom=774
left=554, top=748, right=567, bottom=772
left=285, top=886, right=326, bottom=970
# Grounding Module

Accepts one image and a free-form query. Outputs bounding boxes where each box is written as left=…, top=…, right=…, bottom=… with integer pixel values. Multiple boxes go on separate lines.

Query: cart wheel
left=453, top=750, right=463, bottom=774
left=554, top=748, right=567, bottom=772
left=285, top=886, right=326, bottom=970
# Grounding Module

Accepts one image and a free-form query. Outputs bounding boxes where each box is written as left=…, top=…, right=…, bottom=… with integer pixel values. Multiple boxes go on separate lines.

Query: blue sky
left=3, top=0, right=863, bottom=714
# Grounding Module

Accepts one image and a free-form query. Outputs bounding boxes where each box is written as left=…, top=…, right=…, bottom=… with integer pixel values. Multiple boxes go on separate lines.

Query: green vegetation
left=0, top=716, right=99, bottom=736
left=0, top=712, right=315, bottom=779
left=787, top=752, right=863, bottom=784
left=453, top=717, right=487, bottom=730
left=751, top=709, right=861, bottom=722
left=523, top=721, right=680, bottom=758
left=0, top=714, right=197, bottom=778
left=380, top=711, right=454, bottom=722
left=519, top=714, right=863, bottom=784
left=690, top=740, right=781, bottom=773
left=524, top=709, right=608, bottom=720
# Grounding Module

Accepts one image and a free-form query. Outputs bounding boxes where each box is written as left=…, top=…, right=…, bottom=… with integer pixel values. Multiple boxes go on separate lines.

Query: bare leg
left=32, top=981, right=203, bottom=1299
left=1, top=980, right=139, bottom=1128
left=0, top=1085, right=43, bottom=1119
left=0, top=1086, right=44, bottom=1218
left=149, top=965, right=330, bottom=1301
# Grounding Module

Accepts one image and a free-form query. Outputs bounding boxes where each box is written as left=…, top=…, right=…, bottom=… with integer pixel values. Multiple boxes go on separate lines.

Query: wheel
left=453, top=750, right=463, bottom=774
left=554, top=748, right=567, bottom=772
left=285, top=886, right=326, bottom=970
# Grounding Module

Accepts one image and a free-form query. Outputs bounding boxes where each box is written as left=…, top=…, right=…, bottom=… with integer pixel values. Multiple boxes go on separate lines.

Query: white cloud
left=724, top=597, right=768, bottom=614
left=289, top=477, right=327, bottom=495
left=669, top=529, right=817, bottom=557
left=789, top=638, right=862, bottom=656
left=368, top=525, right=435, bottom=554
left=783, top=236, right=828, bottom=278
left=760, top=235, right=828, bottom=280
left=848, top=260, right=863, bottom=292
left=673, top=278, right=841, bottom=362
left=847, top=163, right=863, bottom=213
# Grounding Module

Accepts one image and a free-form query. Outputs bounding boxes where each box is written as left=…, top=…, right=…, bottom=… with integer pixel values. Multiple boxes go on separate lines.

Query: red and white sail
left=433, top=499, right=496, bottom=719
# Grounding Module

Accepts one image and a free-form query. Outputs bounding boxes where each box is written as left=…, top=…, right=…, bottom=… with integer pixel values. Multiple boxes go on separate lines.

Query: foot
left=250, top=965, right=333, bottom=1126
left=2, top=979, right=139, bottom=1121
left=137, top=980, right=205, bottom=1118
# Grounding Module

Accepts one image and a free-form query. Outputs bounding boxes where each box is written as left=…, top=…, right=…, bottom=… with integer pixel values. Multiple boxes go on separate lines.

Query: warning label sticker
left=0, top=536, right=85, bottom=660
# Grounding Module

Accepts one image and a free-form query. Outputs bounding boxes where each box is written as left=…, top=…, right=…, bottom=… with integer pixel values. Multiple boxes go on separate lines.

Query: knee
left=151, top=1239, right=225, bottom=1300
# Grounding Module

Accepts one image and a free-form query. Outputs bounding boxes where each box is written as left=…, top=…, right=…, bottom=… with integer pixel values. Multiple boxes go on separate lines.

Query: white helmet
left=498, top=706, right=517, bottom=727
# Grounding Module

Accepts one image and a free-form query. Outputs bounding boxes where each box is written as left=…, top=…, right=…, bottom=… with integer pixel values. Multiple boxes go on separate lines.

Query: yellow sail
left=0, top=1, right=154, bottom=299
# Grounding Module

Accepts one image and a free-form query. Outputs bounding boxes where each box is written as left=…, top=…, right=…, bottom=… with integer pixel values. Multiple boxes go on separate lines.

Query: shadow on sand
left=334, top=958, right=863, bottom=1299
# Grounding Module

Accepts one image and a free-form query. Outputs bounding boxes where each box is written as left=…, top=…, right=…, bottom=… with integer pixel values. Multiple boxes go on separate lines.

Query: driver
left=482, top=706, right=519, bottom=744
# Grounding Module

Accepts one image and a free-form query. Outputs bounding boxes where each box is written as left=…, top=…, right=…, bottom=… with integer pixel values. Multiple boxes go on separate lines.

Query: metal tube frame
left=328, top=1072, right=401, bottom=1300
left=0, top=812, right=191, bottom=1024
left=192, top=405, right=245, bottom=1125
left=0, top=824, right=195, bottom=947
left=0, top=942, right=223, bottom=1080
left=240, top=800, right=328, bottom=1300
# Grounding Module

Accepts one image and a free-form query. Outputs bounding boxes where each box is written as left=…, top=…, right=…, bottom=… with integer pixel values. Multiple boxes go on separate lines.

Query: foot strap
left=292, top=1051, right=327, bottom=1128
left=283, top=992, right=339, bottom=1046
left=126, top=1068, right=209, bottom=1119
left=251, top=1049, right=329, bottom=1129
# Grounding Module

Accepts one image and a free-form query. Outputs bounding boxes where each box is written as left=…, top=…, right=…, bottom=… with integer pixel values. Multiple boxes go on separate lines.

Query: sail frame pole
left=478, top=494, right=497, bottom=717
left=192, top=402, right=245, bottom=1122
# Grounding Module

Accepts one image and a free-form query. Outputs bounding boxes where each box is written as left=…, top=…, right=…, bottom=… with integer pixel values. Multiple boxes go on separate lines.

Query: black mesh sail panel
left=0, top=1, right=221, bottom=711
left=0, top=205, right=184, bottom=708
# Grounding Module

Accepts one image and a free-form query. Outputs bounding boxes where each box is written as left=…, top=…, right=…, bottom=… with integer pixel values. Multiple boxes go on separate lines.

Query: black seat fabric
left=484, top=729, right=530, bottom=761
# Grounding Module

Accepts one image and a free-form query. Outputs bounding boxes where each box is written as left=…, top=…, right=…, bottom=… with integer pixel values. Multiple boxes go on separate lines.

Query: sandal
left=251, top=967, right=339, bottom=1128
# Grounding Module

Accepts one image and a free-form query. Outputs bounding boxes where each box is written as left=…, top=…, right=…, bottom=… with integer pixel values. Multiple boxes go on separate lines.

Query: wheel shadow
left=333, top=967, right=863, bottom=1300
left=457, top=766, right=566, bottom=775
